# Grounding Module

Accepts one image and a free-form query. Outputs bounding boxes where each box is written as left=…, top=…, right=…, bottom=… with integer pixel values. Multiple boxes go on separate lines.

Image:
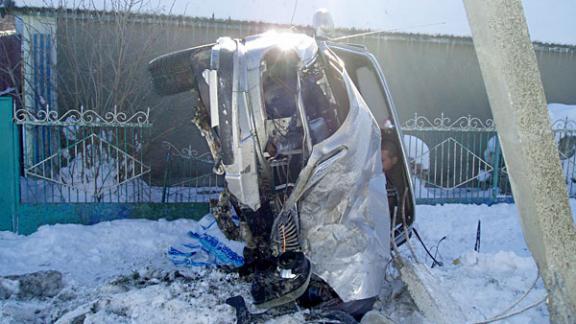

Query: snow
left=0, top=218, right=194, bottom=288
left=3, top=201, right=576, bottom=322
left=411, top=203, right=554, bottom=323
left=548, top=103, right=576, bottom=125
left=403, top=134, right=430, bottom=171
left=0, top=218, right=251, bottom=323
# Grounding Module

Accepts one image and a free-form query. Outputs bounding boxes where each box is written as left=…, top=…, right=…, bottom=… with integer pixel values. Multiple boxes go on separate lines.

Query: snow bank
left=3, top=200, right=576, bottom=322
left=0, top=218, right=199, bottom=287
left=408, top=201, right=576, bottom=323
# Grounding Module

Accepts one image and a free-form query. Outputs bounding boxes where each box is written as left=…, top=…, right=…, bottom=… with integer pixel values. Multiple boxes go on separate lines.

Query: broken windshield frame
left=299, top=46, right=350, bottom=145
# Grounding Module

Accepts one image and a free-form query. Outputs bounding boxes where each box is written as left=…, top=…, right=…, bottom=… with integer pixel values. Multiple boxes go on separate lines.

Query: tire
left=148, top=44, right=213, bottom=96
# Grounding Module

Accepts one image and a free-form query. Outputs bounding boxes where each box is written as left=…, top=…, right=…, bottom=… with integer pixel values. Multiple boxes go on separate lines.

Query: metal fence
left=160, top=141, right=224, bottom=203
left=552, top=118, right=576, bottom=197
left=15, top=105, right=152, bottom=203
left=14, top=104, right=224, bottom=204
left=401, top=113, right=576, bottom=205
left=16, top=105, right=576, bottom=207
left=1, top=96, right=215, bottom=234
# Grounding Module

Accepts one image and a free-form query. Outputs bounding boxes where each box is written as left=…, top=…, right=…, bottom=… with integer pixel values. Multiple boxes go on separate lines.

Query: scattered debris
left=0, top=270, right=63, bottom=300
left=395, top=257, right=468, bottom=324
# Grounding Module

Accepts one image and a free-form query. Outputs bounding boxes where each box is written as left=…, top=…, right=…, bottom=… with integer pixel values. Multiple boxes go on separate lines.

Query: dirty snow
left=2, top=201, right=576, bottom=323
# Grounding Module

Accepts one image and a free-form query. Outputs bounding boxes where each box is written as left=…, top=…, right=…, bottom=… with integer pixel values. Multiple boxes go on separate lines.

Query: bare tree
left=32, top=0, right=176, bottom=115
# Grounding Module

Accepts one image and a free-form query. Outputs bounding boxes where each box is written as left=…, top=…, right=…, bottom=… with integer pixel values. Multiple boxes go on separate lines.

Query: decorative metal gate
left=5, top=93, right=576, bottom=233
left=402, top=113, right=576, bottom=204
left=1, top=97, right=216, bottom=234
left=15, top=105, right=152, bottom=203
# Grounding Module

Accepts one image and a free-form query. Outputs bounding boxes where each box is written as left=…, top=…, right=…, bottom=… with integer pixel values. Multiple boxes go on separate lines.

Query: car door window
left=327, top=46, right=392, bottom=128
left=355, top=65, right=389, bottom=127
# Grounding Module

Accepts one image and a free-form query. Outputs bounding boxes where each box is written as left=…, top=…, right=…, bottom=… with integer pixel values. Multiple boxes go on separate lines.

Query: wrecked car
left=148, top=29, right=415, bottom=310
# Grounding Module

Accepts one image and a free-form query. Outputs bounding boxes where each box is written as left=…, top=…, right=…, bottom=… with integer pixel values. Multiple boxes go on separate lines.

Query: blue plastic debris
left=168, top=230, right=244, bottom=268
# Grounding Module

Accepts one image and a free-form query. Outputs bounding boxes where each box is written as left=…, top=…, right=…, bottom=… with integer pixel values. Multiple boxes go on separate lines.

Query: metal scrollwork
left=404, top=113, right=576, bottom=132
left=162, top=141, right=214, bottom=164
left=552, top=118, right=576, bottom=131
left=402, top=113, right=496, bottom=131
left=13, top=105, right=150, bottom=127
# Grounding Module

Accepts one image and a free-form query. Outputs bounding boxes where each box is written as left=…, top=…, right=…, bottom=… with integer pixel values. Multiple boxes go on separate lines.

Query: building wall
left=22, top=12, right=574, bottom=124
left=536, top=47, right=576, bottom=106
left=15, top=12, right=576, bottom=182
left=360, top=34, right=576, bottom=123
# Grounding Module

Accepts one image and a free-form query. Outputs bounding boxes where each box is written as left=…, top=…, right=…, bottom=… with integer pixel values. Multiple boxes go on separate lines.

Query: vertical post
left=490, top=138, right=502, bottom=202
left=17, top=14, right=57, bottom=168
left=463, top=1, right=576, bottom=322
left=0, top=97, right=20, bottom=232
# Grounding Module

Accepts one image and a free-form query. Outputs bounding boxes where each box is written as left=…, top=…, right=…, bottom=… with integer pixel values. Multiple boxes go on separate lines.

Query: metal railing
left=15, top=105, right=152, bottom=203
left=160, top=141, right=224, bottom=203
left=402, top=113, right=576, bottom=204
left=17, top=105, right=576, bottom=206
left=553, top=118, right=576, bottom=197
left=14, top=104, right=225, bottom=204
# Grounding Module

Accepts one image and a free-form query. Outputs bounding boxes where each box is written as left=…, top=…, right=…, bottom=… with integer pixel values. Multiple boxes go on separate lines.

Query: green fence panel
left=0, top=97, right=20, bottom=232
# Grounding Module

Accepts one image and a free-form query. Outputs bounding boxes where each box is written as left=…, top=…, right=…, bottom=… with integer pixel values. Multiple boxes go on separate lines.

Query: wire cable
left=290, top=0, right=298, bottom=26
left=412, top=228, right=443, bottom=267
left=472, top=271, right=545, bottom=324
left=330, top=22, right=447, bottom=41
left=472, top=295, right=547, bottom=324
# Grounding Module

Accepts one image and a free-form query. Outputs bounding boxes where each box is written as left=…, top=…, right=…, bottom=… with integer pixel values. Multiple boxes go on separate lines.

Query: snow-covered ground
left=2, top=201, right=575, bottom=323
left=409, top=203, right=557, bottom=324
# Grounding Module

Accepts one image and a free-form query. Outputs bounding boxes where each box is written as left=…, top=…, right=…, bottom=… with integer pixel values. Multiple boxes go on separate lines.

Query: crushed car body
left=149, top=30, right=415, bottom=306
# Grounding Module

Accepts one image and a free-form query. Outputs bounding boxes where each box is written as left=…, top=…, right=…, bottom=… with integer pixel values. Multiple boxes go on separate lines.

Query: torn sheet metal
left=295, top=74, right=391, bottom=302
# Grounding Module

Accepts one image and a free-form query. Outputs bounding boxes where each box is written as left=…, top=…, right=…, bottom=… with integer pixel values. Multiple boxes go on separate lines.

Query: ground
left=2, top=201, right=575, bottom=323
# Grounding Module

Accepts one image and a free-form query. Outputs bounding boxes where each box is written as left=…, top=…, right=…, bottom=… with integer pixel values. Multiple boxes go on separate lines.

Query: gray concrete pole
left=463, top=1, right=576, bottom=322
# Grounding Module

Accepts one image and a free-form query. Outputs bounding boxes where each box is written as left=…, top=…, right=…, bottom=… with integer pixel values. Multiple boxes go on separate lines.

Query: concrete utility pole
left=463, top=1, right=576, bottom=322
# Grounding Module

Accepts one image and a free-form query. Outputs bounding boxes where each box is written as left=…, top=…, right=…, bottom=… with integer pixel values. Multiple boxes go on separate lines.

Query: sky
left=15, top=0, right=576, bottom=45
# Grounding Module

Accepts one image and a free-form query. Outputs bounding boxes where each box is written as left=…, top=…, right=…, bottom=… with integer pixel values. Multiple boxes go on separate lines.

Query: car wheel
left=148, top=45, right=212, bottom=96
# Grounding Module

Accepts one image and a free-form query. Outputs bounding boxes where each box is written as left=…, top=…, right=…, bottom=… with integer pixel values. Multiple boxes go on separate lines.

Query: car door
left=327, top=42, right=415, bottom=247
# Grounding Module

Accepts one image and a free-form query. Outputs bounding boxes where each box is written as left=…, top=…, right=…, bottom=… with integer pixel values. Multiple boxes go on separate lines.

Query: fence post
left=491, top=138, right=502, bottom=202
left=0, top=97, right=20, bottom=232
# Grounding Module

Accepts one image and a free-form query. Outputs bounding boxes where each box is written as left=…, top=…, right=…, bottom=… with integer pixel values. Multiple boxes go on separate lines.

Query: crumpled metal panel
left=297, top=72, right=391, bottom=302
left=211, top=38, right=261, bottom=210
left=208, top=32, right=390, bottom=301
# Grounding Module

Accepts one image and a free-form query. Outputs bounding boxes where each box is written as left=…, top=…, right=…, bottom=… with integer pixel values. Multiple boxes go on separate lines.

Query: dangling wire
left=400, top=188, right=419, bottom=262
left=412, top=228, right=443, bottom=268
left=330, top=22, right=447, bottom=42
left=290, top=0, right=298, bottom=26
left=472, top=271, right=546, bottom=324
left=432, top=235, right=447, bottom=268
